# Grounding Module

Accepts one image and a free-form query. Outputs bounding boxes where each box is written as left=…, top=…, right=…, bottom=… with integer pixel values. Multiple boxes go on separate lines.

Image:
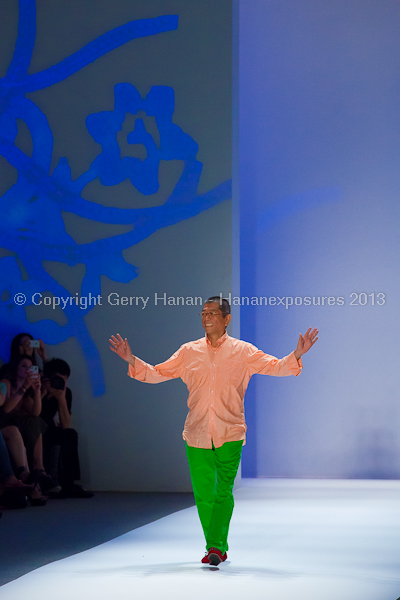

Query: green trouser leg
left=185, top=440, right=243, bottom=555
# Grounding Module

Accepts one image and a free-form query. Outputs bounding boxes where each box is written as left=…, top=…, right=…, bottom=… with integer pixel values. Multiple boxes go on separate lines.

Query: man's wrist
left=294, top=349, right=302, bottom=360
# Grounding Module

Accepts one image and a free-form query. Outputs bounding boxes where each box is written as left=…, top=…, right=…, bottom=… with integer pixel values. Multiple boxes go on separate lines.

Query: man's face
left=201, top=302, right=231, bottom=338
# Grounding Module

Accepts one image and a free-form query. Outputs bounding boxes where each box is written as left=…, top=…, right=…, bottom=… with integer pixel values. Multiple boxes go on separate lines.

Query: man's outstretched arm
left=247, top=327, right=319, bottom=377
left=109, top=333, right=184, bottom=383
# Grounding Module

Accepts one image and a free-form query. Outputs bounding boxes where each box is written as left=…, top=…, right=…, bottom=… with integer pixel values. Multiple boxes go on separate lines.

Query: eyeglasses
left=199, top=311, right=223, bottom=318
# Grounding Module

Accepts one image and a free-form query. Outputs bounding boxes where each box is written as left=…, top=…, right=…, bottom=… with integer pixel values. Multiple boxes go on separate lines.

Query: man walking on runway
left=110, top=296, right=318, bottom=566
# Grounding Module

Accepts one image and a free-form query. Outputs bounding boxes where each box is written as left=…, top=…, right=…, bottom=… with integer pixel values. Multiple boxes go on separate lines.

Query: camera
left=50, top=375, right=65, bottom=390
left=29, top=340, right=40, bottom=348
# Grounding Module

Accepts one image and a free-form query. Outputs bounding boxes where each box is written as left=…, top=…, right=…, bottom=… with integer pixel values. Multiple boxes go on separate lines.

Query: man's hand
left=109, top=334, right=135, bottom=365
left=48, top=388, right=66, bottom=403
left=41, top=376, right=65, bottom=403
left=41, top=377, right=50, bottom=398
left=294, top=328, right=319, bottom=359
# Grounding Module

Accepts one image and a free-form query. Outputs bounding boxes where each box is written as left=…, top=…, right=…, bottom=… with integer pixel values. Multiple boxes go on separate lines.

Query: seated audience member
left=0, top=333, right=46, bottom=380
left=41, top=359, right=93, bottom=498
left=0, top=355, right=49, bottom=478
left=0, top=383, right=46, bottom=506
left=10, top=333, right=47, bottom=365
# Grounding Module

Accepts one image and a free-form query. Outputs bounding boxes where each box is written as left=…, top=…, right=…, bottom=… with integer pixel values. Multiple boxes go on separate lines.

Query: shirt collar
left=205, top=331, right=229, bottom=348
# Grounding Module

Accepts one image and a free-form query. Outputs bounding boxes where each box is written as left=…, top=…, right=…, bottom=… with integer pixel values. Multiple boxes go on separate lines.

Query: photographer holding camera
left=41, top=359, right=93, bottom=498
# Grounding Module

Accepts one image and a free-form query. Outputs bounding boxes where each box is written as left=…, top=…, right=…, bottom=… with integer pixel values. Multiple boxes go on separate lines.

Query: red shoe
left=201, top=548, right=227, bottom=565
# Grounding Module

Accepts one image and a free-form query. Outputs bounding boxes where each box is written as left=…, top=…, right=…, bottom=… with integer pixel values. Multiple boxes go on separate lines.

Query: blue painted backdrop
left=0, top=0, right=231, bottom=398
left=0, top=0, right=232, bottom=491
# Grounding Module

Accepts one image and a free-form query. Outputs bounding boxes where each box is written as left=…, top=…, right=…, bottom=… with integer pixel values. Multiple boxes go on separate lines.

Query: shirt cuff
left=289, top=351, right=303, bottom=375
left=127, top=357, right=147, bottom=380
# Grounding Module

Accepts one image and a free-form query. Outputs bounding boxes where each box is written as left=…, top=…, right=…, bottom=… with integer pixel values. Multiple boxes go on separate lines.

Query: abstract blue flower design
left=0, top=0, right=232, bottom=394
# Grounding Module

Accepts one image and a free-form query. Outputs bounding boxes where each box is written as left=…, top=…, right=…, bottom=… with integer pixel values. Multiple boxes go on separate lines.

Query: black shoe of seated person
left=54, top=484, right=94, bottom=499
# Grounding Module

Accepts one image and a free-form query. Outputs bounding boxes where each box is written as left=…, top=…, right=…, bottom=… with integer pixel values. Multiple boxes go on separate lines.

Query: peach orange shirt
left=128, top=332, right=302, bottom=449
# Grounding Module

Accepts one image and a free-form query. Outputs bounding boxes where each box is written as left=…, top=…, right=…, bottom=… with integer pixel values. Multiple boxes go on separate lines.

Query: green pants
left=185, top=440, right=243, bottom=554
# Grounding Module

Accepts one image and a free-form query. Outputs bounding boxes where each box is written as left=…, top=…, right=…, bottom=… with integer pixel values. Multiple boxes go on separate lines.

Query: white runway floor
left=2, top=479, right=400, bottom=600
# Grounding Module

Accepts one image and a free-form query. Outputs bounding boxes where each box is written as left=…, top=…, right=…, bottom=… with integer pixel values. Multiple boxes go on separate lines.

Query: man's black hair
left=43, top=358, right=71, bottom=378
left=205, top=296, right=231, bottom=317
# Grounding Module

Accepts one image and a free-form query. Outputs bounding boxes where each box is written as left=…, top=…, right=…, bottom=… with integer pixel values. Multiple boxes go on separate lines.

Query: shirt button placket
left=209, top=352, right=217, bottom=435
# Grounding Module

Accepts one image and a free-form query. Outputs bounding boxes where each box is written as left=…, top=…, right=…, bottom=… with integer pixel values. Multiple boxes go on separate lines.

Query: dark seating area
left=0, top=334, right=96, bottom=508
